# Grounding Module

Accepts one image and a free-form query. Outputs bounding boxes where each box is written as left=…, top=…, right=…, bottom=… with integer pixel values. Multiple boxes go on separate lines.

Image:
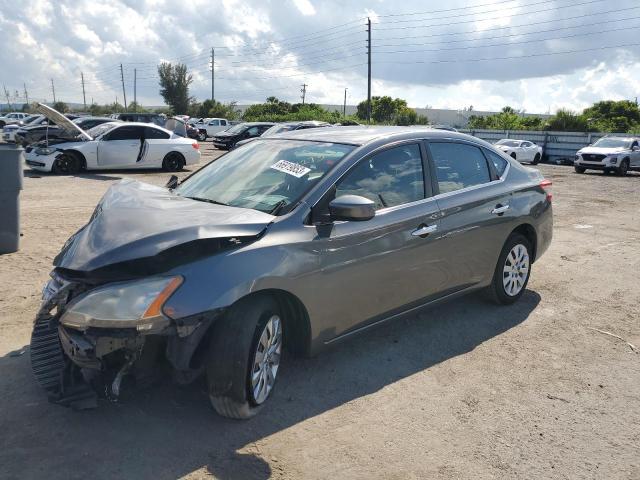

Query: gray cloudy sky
left=1, top=0, right=640, bottom=113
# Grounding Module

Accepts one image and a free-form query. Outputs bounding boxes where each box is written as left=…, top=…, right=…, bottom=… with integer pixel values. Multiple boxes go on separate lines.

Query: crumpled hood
left=578, top=146, right=628, bottom=155
left=54, top=179, right=274, bottom=272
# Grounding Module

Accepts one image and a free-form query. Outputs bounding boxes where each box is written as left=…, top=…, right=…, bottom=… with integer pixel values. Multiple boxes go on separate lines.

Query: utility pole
left=134, top=68, right=137, bottom=111
left=23, top=83, right=29, bottom=106
left=300, top=83, right=307, bottom=104
left=120, top=63, right=128, bottom=111
left=3, top=85, right=11, bottom=110
left=343, top=87, right=348, bottom=117
left=51, top=78, right=56, bottom=104
left=211, top=47, right=215, bottom=101
left=81, top=72, right=87, bottom=110
left=366, top=17, right=372, bottom=123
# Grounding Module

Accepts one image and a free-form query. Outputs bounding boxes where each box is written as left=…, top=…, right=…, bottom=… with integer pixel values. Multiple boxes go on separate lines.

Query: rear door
left=316, top=142, right=447, bottom=338
left=139, top=126, right=171, bottom=165
left=426, top=141, right=514, bottom=290
left=97, top=125, right=145, bottom=167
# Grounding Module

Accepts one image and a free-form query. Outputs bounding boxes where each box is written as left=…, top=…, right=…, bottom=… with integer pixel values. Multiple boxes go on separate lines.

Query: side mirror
left=329, top=195, right=376, bottom=221
left=166, top=175, right=179, bottom=190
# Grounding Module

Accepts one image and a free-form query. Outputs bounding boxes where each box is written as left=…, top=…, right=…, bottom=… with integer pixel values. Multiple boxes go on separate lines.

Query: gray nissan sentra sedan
left=31, top=126, right=553, bottom=418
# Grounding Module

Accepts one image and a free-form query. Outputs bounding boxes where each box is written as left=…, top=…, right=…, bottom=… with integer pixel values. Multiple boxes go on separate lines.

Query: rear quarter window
left=484, top=149, right=509, bottom=177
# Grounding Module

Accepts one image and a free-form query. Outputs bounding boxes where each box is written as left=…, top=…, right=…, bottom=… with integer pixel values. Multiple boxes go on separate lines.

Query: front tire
left=206, top=295, right=283, bottom=419
left=197, top=131, right=207, bottom=142
left=574, top=166, right=586, bottom=174
left=52, top=152, right=81, bottom=175
left=617, top=159, right=629, bottom=176
left=487, top=233, right=532, bottom=305
left=532, top=153, right=541, bottom=165
left=510, top=152, right=517, bottom=160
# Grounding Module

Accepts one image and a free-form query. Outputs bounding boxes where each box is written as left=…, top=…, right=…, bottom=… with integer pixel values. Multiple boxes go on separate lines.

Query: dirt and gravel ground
left=0, top=143, right=639, bottom=480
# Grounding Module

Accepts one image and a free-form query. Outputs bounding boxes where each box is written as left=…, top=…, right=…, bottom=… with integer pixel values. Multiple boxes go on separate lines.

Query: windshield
left=86, top=122, right=119, bottom=138
left=22, top=115, right=40, bottom=124
left=262, top=124, right=296, bottom=137
left=496, top=139, right=520, bottom=147
left=223, top=123, right=248, bottom=134
left=592, top=138, right=632, bottom=148
left=176, top=139, right=355, bottom=214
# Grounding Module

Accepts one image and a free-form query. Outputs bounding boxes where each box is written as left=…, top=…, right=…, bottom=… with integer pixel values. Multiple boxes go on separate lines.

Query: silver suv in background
left=574, top=136, right=640, bottom=175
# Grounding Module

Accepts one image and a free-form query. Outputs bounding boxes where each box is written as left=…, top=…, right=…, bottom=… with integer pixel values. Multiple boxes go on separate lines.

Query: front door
left=315, top=142, right=447, bottom=340
left=426, top=141, right=515, bottom=290
left=630, top=140, right=640, bottom=168
left=97, top=125, right=146, bottom=167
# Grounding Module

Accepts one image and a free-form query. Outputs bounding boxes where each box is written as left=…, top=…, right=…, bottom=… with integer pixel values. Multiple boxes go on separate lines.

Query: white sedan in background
left=494, top=139, right=543, bottom=164
left=26, top=104, right=200, bottom=174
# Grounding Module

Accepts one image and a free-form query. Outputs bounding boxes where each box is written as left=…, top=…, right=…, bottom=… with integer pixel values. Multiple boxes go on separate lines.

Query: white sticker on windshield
left=270, top=159, right=311, bottom=178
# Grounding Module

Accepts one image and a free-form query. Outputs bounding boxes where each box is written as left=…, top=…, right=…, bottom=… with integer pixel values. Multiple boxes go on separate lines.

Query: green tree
left=157, top=62, right=193, bottom=114
left=52, top=101, right=69, bottom=113
left=545, top=109, right=587, bottom=131
left=582, top=100, right=640, bottom=132
left=356, top=96, right=424, bottom=125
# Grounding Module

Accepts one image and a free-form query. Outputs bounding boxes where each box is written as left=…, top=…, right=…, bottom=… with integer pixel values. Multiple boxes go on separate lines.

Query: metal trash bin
left=0, top=144, right=23, bottom=253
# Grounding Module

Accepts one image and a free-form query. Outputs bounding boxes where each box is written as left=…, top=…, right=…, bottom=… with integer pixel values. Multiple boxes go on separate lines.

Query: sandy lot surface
left=1, top=144, right=639, bottom=479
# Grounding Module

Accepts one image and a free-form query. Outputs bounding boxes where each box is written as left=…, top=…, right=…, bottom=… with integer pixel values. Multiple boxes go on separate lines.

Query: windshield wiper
left=268, top=199, right=288, bottom=215
left=184, top=196, right=229, bottom=206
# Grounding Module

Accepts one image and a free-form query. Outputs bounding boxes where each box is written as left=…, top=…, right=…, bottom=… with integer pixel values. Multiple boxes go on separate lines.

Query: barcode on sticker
left=270, top=159, right=311, bottom=178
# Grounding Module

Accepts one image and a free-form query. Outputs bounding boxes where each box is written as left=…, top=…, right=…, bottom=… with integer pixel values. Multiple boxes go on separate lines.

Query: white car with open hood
left=25, top=104, right=201, bottom=174
left=494, top=139, right=543, bottom=164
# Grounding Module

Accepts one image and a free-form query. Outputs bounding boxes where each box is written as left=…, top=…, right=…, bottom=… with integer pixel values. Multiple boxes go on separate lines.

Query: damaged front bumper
left=30, top=272, right=222, bottom=409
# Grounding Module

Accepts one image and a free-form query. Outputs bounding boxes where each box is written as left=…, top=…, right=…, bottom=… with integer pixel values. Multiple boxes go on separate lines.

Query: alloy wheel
left=502, top=244, right=529, bottom=297
left=250, top=315, right=282, bottom=405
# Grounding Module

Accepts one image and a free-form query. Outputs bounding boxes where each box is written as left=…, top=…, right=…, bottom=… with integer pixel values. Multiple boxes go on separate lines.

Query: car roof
left=273, top=125, right=484, bottom=146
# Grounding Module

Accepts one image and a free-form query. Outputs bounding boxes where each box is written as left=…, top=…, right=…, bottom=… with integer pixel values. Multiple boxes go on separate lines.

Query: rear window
left=145, top=127, right=170, bottom=139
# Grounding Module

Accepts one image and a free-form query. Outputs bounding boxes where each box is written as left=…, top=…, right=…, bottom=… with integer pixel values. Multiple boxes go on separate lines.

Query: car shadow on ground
left=23, top=168, right=196, bottom=182
left=0, top=290, right=540, bottom=480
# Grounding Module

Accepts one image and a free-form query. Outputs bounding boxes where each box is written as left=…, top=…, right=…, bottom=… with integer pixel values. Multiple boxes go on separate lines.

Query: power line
left=374, top=0, right=605, bottom=31
left=374, top=5, right=640, bottom=42
left=375, top=23, right=640, bottom=55
left=374, top=14, right=640, bottom=48
left=378, top=41, right=640, bottom=65
left=375, top=0, right=602, bottom=25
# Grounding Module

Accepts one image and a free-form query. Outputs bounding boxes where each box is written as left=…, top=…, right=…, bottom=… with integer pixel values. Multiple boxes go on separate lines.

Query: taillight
left=540, top=179, right=552, bottom=201
left=192, top=142, right=199, bottom=150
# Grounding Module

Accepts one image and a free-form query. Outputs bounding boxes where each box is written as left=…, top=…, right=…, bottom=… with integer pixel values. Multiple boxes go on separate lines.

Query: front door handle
left=491, top=204, right=510, bottom=215
left=411, top=224, right=438, bottom=237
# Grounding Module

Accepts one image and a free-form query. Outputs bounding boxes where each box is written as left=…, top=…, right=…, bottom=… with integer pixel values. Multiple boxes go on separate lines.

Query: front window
left=592, top=138, right=632, bottom=148
left=335, top=144, right=425, bottom=210
left=495, top=140, right=521, bottom=147
left=176, top=139, right=354, bottom=214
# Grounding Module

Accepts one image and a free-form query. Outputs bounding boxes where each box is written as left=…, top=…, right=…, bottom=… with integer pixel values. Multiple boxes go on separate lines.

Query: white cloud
left=292, top=0, right=317, bottom=16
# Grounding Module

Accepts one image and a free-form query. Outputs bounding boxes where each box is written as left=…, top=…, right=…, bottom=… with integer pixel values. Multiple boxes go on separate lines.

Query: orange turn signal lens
left=141, top=276, right=183, bottom=319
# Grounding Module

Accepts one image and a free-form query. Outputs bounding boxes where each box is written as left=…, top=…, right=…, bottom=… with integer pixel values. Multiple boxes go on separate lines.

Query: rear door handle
left=491, top=204, right=510, bottom=215
left=411, top=224, right=438, bottom=237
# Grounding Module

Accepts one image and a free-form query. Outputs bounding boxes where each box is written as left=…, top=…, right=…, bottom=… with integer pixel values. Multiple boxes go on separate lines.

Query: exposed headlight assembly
left=608, top=155, right=618, bottom=163
left=60, top=276, right=183, bottom=333
left=35, top=147, right=57, bottom=156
